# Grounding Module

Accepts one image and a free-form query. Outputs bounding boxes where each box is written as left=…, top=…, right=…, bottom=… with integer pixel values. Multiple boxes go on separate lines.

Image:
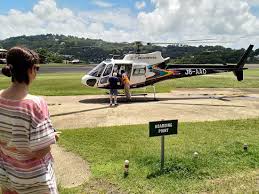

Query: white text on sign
left=158, top=128, right=169, bottom=133
left=155, top=123, right=173, bottom=129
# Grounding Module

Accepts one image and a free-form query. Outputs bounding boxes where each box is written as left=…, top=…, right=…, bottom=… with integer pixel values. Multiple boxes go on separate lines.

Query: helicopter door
left=98, top=63, right=113, bottom=87
left=130, top=65, right=146, bottom=85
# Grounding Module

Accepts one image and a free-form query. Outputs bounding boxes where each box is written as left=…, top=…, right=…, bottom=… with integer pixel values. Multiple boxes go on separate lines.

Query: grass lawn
left=59, top=118, right=259, bottom=193
left=0, top=69, right=259, bottom=96
left=0, top=73, right=105, bottom=96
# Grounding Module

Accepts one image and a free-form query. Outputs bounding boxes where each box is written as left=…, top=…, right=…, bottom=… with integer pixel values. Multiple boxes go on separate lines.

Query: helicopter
left=81, top=42, right=254, bottom=92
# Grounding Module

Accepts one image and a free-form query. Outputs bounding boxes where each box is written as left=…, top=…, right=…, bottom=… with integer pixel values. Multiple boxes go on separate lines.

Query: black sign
left=149, top=120, right=178, bottom=137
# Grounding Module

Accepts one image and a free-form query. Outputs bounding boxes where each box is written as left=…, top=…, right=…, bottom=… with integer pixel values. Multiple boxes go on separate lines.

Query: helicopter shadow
left=51, top=106, right=110, bottom=118
left=51, top=95, right=247, bottom=118
left=79, top=95, right=247, bottom=105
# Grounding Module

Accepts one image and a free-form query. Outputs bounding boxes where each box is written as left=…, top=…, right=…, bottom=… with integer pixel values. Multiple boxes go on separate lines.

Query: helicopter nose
left=81, top=75, right=97, bottom=87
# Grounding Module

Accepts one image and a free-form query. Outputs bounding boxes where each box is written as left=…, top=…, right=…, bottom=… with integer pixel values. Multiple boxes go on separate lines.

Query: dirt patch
left=51, top=144, right=90, bottom=188
left=79, top=179, right=128, bottom=194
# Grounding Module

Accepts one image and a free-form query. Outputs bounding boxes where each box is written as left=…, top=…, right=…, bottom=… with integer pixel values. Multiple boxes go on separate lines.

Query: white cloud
left=79, top=8, right=137, bottom=30
left=245, top=0, right=259, bottom=5
left=93, top=0, right=113, bottom=8
left=0, top=0, right=135, bottom=42
left=0, top=0, right=258, bottom=48
left=33, top=0, right=73, bottom=22
left=135, top=1, right=146, bottom=10
left=137, top=0, right=259, bottom=48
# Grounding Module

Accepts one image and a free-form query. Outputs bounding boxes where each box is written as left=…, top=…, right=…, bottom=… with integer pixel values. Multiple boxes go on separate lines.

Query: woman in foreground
left=0, top=47, right=58, bottom=194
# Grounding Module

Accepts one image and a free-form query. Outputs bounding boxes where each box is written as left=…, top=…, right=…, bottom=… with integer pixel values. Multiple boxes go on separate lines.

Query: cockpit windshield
left=88, top=63, right=106, bottom=77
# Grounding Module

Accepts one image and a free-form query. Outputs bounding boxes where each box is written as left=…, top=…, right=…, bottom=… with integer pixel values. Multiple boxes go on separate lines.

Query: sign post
left=149, top=120, right=178, bottom=171
left=161, top=135, right=165, bottom=171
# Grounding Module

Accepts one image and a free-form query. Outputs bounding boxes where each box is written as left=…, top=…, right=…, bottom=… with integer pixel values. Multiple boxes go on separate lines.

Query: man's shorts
left=110, top=89, right=118, bottom=96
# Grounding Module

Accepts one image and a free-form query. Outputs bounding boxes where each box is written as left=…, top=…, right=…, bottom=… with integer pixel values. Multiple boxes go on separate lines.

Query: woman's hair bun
left=1, top=66, right=12, bottom=77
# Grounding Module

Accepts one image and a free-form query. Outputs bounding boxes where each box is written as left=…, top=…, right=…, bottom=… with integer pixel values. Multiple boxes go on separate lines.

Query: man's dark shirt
left=109, top=76, right=119, bottom=89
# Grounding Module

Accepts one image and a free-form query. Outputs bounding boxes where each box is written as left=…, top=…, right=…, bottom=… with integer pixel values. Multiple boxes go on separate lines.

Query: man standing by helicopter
left=121, top=70, right=131, bottom=101
left=108, top=72, right=120, bottom=106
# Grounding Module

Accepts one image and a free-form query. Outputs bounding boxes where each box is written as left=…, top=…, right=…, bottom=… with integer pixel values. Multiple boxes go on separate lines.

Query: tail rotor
left=233, top=44, right=254, bottom=81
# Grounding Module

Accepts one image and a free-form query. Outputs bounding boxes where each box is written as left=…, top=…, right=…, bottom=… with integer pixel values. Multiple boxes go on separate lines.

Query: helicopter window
left=100, top=77, right=109, bottom=84
left=117, top=64, right=132, bottom=78
left=88, top=63, right=106, bottom=77
left=113, top=65, right=119, bottom=73
left=133, top=68, right=146, bottom=76
left=103, top=64, right=113, bottom=76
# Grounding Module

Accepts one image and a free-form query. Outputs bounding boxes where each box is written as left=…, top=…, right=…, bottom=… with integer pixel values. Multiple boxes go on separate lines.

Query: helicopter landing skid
left=117, top=93, right=148, bottom=98
left=152, top=85, right=157, bottom=101
left=106, top=92, right=148, bottom=97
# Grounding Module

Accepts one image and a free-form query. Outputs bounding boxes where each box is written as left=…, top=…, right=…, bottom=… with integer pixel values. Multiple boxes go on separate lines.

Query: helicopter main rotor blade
left=147, top=40, right=235, bottom=45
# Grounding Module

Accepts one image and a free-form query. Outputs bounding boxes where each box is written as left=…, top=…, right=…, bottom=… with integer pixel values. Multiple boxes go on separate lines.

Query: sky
left=0, top=0, right=259, bottom=49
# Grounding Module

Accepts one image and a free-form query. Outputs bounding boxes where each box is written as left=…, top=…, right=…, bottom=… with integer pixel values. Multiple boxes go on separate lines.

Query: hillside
left=0, top=34, right=258, bottom=64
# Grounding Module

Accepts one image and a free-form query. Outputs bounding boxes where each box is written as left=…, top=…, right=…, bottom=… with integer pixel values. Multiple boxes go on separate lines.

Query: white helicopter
left=81, top=43, right=254, bottom=91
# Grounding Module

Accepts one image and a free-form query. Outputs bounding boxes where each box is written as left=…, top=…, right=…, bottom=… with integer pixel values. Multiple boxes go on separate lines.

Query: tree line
left=0, top=34, right=258, bottom=64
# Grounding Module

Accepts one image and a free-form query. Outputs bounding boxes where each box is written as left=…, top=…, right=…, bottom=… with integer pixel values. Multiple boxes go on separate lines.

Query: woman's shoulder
left=26, top=95, right=47, bottom=109
left=0, top=90, right=41, bottom=104
left=0, top=92, right=47, bottom=117
left=25, top=94, right=44, bottom=103
left=0, top=90, right=44, bottom=103
left=26, top=95, right=49, bottom=118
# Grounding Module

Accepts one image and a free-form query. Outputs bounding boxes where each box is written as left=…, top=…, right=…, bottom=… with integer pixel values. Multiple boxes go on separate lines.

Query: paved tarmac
left=44, top=88, right=259, bottom=130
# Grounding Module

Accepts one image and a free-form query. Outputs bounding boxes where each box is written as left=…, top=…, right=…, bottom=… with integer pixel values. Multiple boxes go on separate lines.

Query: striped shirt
left=0, top=94, right=57, bottom=194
